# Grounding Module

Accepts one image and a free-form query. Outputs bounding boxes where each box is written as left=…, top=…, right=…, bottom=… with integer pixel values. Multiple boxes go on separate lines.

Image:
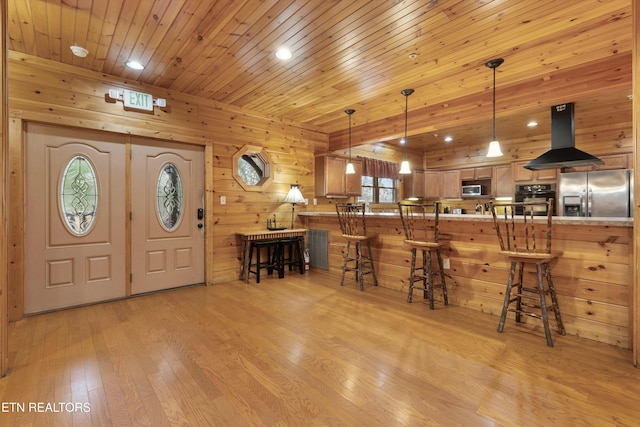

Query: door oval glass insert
left=157, top=163, right=183, bottom=231
left=60, top=155, right=98, bottom=235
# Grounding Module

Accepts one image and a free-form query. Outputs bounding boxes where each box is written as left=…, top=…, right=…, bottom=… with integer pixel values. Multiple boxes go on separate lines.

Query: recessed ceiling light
left=275, top=47, right=292, bottom=61
left=126, top=60, right=144, bottom=70
left=527, top=121, right=538, bottom=127
left=70, top=45, right=89, bottom=58
left=444, top=136, right=453, bottom=142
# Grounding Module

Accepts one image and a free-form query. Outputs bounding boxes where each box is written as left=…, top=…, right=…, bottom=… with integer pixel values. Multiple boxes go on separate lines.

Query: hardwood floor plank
left=1, top=271, right=639, bottom=426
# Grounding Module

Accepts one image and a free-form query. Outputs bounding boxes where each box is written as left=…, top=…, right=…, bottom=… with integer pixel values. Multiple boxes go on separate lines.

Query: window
left=232, top=145, right=273, bottom=191
left=361, top=176, right=397, bottom=203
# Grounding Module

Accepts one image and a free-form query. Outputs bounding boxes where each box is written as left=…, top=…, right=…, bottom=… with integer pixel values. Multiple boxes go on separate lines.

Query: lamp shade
left=345, top=162, right=356, bottom=174
left=284, top=185, right=305, bottom=204
left=486, top=140, right=503, bottom=157
left=399, top=160, right=411, bottom=174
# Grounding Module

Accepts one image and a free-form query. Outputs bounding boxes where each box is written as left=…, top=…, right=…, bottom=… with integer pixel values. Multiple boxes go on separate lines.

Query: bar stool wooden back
left=398, top=201, right=448, bottom=309
left=489, top=200, right=566, bottom=346
left=335, top=203, right=378, bottom=291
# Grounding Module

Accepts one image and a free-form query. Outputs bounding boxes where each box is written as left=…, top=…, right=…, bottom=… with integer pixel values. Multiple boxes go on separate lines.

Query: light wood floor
left=1, top=270, right=639, bottom=426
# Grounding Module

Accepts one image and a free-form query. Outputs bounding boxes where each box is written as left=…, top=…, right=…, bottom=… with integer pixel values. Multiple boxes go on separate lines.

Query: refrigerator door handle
left=581, top=189, right=587, bottom=217
left=587, top=188, right=593, bottom=217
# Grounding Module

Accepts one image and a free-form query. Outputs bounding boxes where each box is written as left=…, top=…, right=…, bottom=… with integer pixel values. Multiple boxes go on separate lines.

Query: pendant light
left=345, top=109, right=356, bottom=174
left=399, top=88, right=414, bottom=174
left=486, top=58, right=504, bottom=157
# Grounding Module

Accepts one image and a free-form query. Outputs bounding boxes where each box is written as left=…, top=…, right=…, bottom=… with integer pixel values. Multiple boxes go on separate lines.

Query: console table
left=237, top=229, right=307, bottom=282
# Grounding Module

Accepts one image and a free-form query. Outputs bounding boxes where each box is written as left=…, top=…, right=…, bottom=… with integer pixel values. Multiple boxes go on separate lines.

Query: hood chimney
left=523, top=103, right=603, bottom=170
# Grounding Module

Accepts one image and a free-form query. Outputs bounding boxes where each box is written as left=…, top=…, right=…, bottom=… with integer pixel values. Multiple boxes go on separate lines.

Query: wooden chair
left=489, top=200, right=565, bottom=346
left=335, top=203, right=378, bottom=291
left=398, top=201, right=448, bottom=309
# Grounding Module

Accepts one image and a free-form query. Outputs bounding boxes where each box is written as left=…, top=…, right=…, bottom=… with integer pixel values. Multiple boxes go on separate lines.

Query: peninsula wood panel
left=301, top=214, right=632, bottom=349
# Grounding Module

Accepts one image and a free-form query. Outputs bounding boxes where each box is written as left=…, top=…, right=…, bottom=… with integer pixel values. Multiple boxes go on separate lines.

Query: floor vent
left=307, top=229, right=329, bottom=270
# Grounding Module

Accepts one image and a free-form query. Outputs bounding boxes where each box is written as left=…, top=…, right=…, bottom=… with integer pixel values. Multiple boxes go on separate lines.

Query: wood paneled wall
left=6, top=51, right=327, bottom=319
left=1, top=0, right=8, bottom=376
left=303, top=214, right=632, bottom=349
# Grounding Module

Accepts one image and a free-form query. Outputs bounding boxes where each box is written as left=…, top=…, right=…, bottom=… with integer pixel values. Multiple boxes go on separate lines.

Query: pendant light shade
left=399, top=89, right=414, bottom=174
left=485, top=58, right=504, bottom=158
left=345, top=109, right=356, bottom=174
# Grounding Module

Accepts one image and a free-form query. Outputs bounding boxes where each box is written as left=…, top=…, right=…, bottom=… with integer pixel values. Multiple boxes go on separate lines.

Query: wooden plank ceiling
left=7, top=0, right=633, bottom=153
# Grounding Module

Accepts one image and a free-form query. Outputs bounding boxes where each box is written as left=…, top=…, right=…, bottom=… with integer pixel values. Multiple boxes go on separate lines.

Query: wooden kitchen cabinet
left=560, top=153, right=631, bottom=172
left=442, top=170, right=461, bottom=199
left=491, top=164, right=514, bottom=197
left=315, top=155, right=362, bottom=197
left=403, top=170, right=427, bottom=199
left=345, top=159, right=363, bottom=196
left=424, top=171, right=443, bottom=199
left=460, top=166, right=492, bottom=181
left=513, top=161, right=557, bottom=182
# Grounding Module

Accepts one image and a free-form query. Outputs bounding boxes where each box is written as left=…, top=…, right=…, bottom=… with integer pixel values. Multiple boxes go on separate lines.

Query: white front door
left=130, top=139, right=205, bottom=294
left=25, top=123, right=126, bottom=314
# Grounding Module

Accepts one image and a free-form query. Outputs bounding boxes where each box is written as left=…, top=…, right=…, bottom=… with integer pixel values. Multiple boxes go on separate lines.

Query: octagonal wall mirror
left=232, top=145, right=273, bottom=191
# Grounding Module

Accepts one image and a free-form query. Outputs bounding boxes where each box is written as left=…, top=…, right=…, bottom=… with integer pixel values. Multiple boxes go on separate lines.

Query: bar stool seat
left=398, top=201, right=448, bottom=309
left=279, top=236, right=305, bottom=274
left=489, top=200, right=566, bottom=347
left=335, top=203, right=378, bottom=291
left=247, top=239, right=283, bottom=283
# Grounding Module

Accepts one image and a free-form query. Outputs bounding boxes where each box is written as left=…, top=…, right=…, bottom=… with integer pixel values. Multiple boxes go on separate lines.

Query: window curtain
left=359, top=156, right=399, bottom=180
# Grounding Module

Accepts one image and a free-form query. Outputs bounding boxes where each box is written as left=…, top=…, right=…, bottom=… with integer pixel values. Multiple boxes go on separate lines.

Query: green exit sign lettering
left=123, top=89, right=153, bottom=111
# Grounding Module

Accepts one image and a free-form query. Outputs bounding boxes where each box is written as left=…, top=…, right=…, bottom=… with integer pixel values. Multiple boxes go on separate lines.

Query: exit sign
left=123, top=89, right=153, bottom=111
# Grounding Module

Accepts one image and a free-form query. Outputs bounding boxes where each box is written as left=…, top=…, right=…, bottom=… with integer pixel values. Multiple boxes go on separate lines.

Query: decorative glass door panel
left=25, top=123, right=126, bottom=314
left=130, top=139, right=205, bottom=294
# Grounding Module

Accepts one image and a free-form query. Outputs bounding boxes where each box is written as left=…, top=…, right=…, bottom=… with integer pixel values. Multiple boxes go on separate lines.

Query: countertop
left=298, top=211, right=633, bottom=227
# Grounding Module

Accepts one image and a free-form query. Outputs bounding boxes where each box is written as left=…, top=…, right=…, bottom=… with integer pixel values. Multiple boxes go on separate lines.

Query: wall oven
left=514, top=183, right=556, bottom=216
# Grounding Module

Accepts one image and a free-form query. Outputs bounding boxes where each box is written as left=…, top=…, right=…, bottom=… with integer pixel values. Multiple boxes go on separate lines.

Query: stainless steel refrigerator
left=558, top=169, right=632, bottom=217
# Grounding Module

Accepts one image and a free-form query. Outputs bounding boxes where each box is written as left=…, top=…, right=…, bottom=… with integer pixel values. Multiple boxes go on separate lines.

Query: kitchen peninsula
left=299, top=211, right=632, bottom=349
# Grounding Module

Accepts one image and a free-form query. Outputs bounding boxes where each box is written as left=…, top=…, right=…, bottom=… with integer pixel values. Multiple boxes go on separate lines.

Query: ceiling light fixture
left=275, top=47, right=292, bottom=60
left=126, top=60, right=144, bottom=70
left=399, top=88, right=414, bottom=174
left=485, top=58, right=504, bottom=157
left=527, top=120, right=538, bottom=127
left=345, top=109, right=356, bottom=174
left=70, top=45, right=89, bottom=58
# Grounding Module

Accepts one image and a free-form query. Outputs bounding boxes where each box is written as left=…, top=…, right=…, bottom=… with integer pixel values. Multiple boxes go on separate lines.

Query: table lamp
left=284, top=184, right=305, bottom=229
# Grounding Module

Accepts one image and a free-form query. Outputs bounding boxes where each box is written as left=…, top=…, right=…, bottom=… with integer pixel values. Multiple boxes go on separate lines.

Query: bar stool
left=489, top=200, right=565, bottom=347
left=335, top=203, right=378, bottom=291
left=278, top=236, right=305, bottom=274
left=398, top=201, right=448, bottom=309
left=247, top=240, right=283, bottom=283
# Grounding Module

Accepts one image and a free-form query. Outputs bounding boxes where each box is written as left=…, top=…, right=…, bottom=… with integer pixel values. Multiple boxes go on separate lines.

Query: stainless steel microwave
left=462, top=184, right=483, bottom=196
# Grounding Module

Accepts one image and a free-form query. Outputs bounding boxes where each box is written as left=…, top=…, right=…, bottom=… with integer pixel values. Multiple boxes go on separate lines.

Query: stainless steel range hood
left=524, top=103, right=603, bottom=170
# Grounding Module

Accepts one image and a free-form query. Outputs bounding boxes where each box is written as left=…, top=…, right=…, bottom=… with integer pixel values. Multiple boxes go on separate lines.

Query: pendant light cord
left=404, top=94, right=408, bottom=160
left=492, top=66, right=496, bottom=141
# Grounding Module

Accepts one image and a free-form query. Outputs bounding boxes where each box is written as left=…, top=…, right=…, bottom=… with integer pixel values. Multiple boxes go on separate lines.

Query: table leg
left=240, top=238, right=250, bottom=282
